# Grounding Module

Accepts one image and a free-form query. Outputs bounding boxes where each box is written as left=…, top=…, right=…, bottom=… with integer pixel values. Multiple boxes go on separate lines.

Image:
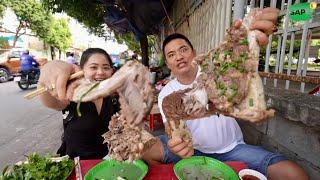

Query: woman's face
left=82, top=53, right=113, bottom=81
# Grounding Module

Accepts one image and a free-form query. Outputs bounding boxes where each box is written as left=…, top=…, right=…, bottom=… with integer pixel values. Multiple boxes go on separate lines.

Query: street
left=0, top=81, right=62, bottom=170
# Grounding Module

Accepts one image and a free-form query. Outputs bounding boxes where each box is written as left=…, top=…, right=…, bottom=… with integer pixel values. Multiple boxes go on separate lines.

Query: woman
left=39, top=48, right=119, bottom=159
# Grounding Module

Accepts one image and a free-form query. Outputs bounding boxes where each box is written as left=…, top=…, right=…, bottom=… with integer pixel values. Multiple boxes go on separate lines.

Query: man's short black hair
left=162, top=33, right=194, bottom=56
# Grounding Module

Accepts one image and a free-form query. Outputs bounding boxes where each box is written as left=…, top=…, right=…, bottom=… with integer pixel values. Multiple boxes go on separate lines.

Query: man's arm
left=31, top=56, right=39, bottom=66
left=158, top=88, right=194, bottom=159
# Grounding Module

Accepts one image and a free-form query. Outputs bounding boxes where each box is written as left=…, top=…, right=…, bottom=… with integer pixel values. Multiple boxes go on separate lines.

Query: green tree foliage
left=0, top=0, right=6, bottom=18
left=114, top=32, right=155, bottom=55
left=6, top=0, right=52, bottom=47
left=41, top=0, right=106, bottom=36
left=114, top=32, right=141, bottom=53
left=311, top=40, right=320, bottom=46
left=45, top=18, right=71, bottom=51
left=260, top=39, right=301, bottom=60
left=40, top=1, right=156, bottom=56
left=0, top=37, right=9, bottom=48
left=1, top=0, right=72, bottom=59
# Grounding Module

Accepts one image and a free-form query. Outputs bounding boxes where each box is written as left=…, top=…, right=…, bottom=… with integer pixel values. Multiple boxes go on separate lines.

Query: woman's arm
left=39, top=91, right=69, bottom=111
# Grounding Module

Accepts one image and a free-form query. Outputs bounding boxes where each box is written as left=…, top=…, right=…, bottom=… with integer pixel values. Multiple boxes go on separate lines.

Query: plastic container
left=174, top=156, right=239, bottom=180
left=239, top=169, right=267, bottom=180
left=84, top=159, right=148, bottom=180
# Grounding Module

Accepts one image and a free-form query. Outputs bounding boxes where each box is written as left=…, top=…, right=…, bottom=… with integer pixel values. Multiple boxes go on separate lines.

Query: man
left=142, top=8, right=308, bottom=179
left=20, top=49, right=39, bottom=75
left=66, top=52, right=76, bottom=64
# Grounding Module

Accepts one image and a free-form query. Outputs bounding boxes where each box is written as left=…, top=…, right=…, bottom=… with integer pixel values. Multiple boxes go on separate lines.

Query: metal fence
left=249, top=0, right=320, bottom=92
left=162, top=0, right=320, bottom=92
left=164, top=0, right=232, bottom=54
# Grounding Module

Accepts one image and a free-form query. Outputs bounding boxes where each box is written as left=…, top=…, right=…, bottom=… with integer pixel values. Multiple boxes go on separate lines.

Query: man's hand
left=168, top=138, right=194, bottom=158
left=235, top=7, right=280, bottom=46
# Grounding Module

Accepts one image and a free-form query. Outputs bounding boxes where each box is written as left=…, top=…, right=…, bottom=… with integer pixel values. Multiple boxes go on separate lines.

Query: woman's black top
left=59, top=96, right=119, bottom=159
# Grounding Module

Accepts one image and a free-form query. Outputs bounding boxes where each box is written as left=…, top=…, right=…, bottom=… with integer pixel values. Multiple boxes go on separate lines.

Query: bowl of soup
left=238, top=169, right=267, bottom=180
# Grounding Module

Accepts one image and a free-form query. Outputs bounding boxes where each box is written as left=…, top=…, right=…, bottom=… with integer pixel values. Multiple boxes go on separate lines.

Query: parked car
left=0, top=50, right=47, bottom=83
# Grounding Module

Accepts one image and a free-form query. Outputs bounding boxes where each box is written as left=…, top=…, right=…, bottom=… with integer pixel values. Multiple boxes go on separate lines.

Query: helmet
left=23, top=49, right=29, bottom=54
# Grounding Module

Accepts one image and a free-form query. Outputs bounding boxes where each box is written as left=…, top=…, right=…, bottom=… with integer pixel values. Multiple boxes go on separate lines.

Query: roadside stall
left=4, top=0, right=316, bottom=179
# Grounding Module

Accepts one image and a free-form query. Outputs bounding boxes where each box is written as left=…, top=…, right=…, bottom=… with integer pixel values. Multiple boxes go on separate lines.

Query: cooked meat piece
left=69, top=61, right=155, bottom=161
left=71, top=60, right=154, bottom=125
left=102, top=113, right=157, bottom=162
left=162, top=9, right=275, bottom=141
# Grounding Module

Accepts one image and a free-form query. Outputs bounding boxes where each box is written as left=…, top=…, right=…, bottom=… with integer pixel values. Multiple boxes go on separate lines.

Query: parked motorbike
left=14, top=69, right=40, bottom=90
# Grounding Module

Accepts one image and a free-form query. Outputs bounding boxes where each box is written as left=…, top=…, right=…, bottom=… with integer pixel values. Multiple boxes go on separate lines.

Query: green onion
left=220, top=62, right=237, bottom=73
left=240, top=52, right=248, bottom=58
left=76, top=82, right=100, bottom=117
left=213, top=52, right=219, bottom=61
left=230, top=83, right=238, bottom=90
left=200, top=63, right=208, bottom=72
left=239, top=67, right=247, bottom=73
left=249, top=98, right=254, bottom=107
left=227, top=89, right=238, bottom=102
left=239, top=38, right=249, bottom=45
left=217, top=81, right=227, bottom=96
left=224, top=50, right=231, bottom=56
left=217, top=81, right=226, bottom=90
left=219, top=89, right=226, bottom=96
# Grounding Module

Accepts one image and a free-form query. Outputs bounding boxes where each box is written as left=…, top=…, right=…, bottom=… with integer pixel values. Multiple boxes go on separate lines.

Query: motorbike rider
left=20, top=49, right=40, bottom=78
left=66, top=52, right=76, bottom=64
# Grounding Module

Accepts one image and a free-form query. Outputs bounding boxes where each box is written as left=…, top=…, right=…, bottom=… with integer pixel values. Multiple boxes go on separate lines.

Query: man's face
left=164, top=39, right=196, bottom=76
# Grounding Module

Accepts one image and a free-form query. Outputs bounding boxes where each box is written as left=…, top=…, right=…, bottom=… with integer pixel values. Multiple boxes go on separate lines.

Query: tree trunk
left=140, top=35, right=149, bottom=67
left=50, top=46, right=55, bottom=60
left=13, top=22, right=23, bottom=47
left=59, top=50, right=61, bottom=60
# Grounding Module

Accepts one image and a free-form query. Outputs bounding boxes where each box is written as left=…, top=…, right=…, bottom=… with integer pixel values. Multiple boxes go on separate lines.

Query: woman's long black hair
left=80, top=48, right=113, bottom=68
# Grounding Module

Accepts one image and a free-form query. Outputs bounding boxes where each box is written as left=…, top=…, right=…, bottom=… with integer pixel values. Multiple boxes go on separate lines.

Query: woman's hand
left=234, top=7, right=280, bottom=46
left=38, top=61, right=80, bottom=101
left=168, top=138, right=194, bottom=158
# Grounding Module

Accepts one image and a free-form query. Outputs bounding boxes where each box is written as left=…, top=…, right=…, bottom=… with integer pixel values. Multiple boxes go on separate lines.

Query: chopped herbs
left=220, top=62, right=237, bottom=73
left=249, top=98, right=254, bottom=107
left=218, top=52, right=249, bottom=74
left=200, top=63, right=208, bottom=72
left=224, top=50, right=231, bottom=56
left=239, top=67, right=247, bottom=73
left=239, top=38, right=249, bottom=45
left=230, top=83, right=238, bottom=91
left=216, top=81, right=226, bottom=91
left=217, top=81, right=227, bottom=96
left=213, top=52, right=219, bottom=61
left=0, top=153, right=74, bottom=180
left=227, top=89, right=238, bottom=102
left=239, top=52, right=248, bottom=59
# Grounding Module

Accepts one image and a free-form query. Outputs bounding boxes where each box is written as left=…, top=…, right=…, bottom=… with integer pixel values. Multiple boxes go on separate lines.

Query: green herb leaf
left=77, top=82, right=100, bottom=117
left=227, top=89, right=238, bottom=102
left=1, top=153, right=74, bottom=180
left=224, top=50, right=231, bottom=56
left=249, top=98, right=254, bottom=107
left=239, top=38, right=249, bottom=45
left=213, top=52, right=219, bottom=61
left=239, top=52, right=248, bottom=59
